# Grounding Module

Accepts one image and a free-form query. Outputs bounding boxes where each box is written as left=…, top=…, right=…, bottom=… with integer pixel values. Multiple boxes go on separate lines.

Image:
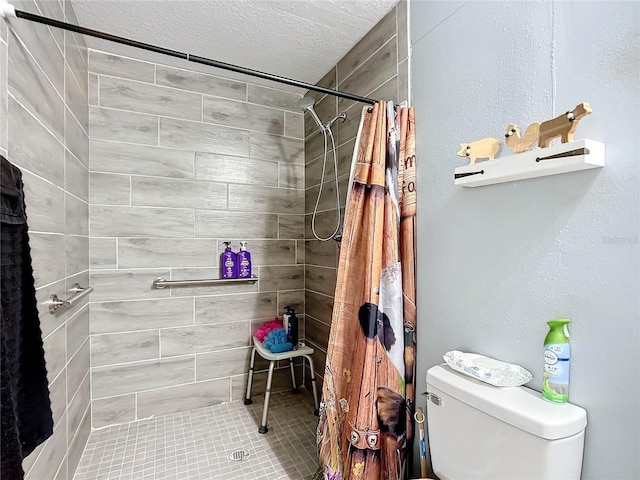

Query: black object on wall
left=1, top=156, right=54, bottom=480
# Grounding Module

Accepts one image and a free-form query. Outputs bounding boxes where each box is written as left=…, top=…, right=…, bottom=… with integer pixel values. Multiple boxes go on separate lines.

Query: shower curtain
left=317, top=102, right=417, bottom=480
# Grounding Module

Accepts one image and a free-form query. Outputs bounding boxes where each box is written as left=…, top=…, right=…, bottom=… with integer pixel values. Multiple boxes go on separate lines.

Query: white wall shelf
left=454, top=139, right=605, bottom=187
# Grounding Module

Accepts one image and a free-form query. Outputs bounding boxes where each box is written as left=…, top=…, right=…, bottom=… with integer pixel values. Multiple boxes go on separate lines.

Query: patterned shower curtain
left=317, top=102, right=417, bottom=480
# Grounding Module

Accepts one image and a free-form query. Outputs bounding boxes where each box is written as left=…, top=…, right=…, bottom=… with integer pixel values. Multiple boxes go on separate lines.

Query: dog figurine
left=457, top=138, right=500, bottom=166
left=538, top=102, right=592, bottom=148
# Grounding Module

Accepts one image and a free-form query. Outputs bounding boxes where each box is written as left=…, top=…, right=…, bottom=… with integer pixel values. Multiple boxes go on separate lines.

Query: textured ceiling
left=72, top=0, right=399, bottom=92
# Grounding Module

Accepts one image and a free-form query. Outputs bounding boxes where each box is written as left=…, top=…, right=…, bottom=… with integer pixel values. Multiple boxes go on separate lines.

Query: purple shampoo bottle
left=237, top=241, right=252, bottom=278
left=220, top=241, right=237, bottom=279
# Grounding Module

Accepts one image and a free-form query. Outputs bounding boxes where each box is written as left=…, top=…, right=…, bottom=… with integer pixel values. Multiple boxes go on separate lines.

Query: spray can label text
left=543, top=343, right=570, bottom=403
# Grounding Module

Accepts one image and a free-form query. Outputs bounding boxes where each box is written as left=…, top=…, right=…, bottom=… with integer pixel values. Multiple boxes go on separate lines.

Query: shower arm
left=0, top=2, right=377, bottom=106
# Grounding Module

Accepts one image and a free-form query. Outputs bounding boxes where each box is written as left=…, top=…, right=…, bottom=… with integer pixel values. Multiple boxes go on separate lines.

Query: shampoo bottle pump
left=543, top=317, right=571, bottom=403
left=237, top=241, right=252, bottom=278
left=220, top=241, right=237, bottom=279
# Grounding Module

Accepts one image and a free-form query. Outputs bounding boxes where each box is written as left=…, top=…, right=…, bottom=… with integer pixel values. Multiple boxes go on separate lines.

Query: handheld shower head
left=300, top=96, right=344, bottom=242
left=297, top=96, right=316, bottom=110
left=298, top=96, right=325, bottom=132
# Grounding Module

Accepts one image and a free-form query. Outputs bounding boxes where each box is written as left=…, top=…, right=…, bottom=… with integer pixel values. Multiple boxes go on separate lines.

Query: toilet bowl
left=426, top=364, right=587, bottom=480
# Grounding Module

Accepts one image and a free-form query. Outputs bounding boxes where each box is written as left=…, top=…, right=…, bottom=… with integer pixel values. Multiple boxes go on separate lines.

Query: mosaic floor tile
left=74, top=391, right=318, bottom=480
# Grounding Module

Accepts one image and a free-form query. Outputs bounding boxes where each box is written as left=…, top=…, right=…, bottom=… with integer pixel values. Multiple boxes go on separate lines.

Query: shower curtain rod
left=3, top=5, right=378, bottom=105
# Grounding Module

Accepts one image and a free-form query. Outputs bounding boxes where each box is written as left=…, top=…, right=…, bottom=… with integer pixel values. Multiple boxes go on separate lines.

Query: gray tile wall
left=303, top=1, right=411, bottom=388
left=88, top=50, right=306, bottom=428
left=1, top=1, right=91, bottom=479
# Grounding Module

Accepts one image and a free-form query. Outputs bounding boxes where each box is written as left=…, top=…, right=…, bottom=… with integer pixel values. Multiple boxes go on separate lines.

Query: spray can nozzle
left=548, top=317, right=571, bottom=338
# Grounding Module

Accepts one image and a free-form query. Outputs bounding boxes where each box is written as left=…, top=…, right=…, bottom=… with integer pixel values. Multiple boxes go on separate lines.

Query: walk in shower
left=1, top=0, right=410, bottom=478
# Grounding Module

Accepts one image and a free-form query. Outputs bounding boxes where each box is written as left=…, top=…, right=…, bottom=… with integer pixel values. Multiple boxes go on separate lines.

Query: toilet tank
left=426, top=365, right=587, bottom=480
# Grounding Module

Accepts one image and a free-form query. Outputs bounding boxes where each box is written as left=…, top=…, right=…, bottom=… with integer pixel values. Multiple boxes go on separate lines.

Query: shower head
left=298, top=96, right=325, bottom=132
left=297, top=96, right=316, bottom=110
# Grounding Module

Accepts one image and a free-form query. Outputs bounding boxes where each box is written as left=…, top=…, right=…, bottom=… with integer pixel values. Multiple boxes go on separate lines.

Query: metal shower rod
left=1, top=3, right=377, bottom=105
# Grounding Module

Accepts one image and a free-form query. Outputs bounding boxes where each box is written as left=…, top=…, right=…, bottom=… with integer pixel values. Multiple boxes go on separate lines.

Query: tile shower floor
left=73, top=391, right=319, bottom=480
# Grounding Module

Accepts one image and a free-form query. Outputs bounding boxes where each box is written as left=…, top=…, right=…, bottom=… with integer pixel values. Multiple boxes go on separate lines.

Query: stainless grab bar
left=152, top=275, right=258, bottom=289
left=48, top=284, right=93, bottom=313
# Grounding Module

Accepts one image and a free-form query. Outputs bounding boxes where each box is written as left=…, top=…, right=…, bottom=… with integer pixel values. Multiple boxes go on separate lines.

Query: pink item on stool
left=254, top=317, right=283, bottom=342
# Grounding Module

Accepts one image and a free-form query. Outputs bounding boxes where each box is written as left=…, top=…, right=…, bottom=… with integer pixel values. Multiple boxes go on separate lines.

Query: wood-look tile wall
left=87, top=50, right=306, bottom=428
left=303, top=1, right=411, bottom=387
left=1, top=1, right=91, bottom=479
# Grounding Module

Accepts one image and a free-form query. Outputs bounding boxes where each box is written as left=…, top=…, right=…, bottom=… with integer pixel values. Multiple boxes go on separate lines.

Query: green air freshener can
left=543, top=318, right=571, bottom=403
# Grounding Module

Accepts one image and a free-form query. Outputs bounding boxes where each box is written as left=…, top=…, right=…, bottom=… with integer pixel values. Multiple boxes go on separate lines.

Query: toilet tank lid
left=426, top=365, right=587, bottom=440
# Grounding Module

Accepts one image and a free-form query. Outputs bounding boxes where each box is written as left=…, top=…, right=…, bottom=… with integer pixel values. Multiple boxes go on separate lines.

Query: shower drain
left=228, top=449, right=250, bottom=461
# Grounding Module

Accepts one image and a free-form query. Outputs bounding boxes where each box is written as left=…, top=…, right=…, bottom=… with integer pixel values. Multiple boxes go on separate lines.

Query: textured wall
left=411, top=1, right=639, bottom=479
left=1, top=1, right=91, bottom=479
left=303, top=0, right=410, bottom=387
left=87, top=51, right=306, bottom=428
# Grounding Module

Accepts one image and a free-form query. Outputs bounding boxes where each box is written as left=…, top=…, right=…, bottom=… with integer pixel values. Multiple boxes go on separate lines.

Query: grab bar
left=152, top=275, right=258, bottom=289
left=48, top=284, right=93, bottom=313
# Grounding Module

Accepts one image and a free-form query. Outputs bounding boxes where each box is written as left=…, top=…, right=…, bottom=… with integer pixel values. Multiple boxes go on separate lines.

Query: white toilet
left=425, top=364, right=587, bottom=480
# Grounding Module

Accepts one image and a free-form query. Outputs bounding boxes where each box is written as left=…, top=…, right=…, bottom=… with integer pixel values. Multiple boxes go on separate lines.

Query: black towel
left=1, top=155, right=54, bottom=480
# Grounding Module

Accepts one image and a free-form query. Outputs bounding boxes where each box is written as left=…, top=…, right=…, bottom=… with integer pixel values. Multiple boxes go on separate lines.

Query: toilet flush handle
left=426, top=393, right=442, bottom=406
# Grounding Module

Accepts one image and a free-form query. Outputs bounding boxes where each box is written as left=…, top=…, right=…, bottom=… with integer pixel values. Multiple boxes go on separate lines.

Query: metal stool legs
left=245, top=347, right=321, bottom=434
left=290, top=359, right=299, bottom=393
left=303, top=355, right=320, bottom=416
left=259, top=360, right=276, bottom=434
left=244, top=347, right=257, bottom=406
